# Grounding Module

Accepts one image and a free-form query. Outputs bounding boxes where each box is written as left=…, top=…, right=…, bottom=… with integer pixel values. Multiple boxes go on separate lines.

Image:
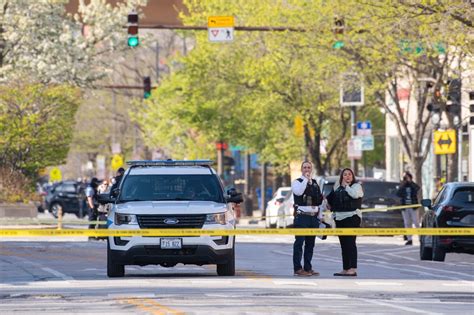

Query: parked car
left=419, top=182, right=474, bottom=262
left=359, top=179, right=402, bottom=228
left=102, top=160, right=241, bottom=277
left=276, top=193, right=294, bottom=228
left=265, top=186, right=291, bottom=228
left=320, top=177, right=402, bottom=228
left=45, top=180, right=86, bottom=218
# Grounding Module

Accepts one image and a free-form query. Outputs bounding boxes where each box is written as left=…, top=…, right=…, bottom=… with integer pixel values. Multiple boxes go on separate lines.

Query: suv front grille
left=137, top=214, right=206, bottom=229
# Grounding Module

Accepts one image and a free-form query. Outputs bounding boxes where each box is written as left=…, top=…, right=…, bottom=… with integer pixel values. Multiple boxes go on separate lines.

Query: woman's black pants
left=335, top=215, right=361, bottom=270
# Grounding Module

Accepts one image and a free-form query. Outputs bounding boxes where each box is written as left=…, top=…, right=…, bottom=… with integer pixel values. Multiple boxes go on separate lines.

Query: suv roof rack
left=126, top=160, right=214, bottom=167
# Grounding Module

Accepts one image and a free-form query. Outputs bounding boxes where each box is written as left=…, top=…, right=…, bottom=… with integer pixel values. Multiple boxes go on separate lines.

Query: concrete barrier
left=0, top=203, right=38, bottom=218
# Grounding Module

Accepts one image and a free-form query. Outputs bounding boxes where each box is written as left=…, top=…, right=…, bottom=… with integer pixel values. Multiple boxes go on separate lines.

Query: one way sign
left=434, top=130, right=456, bottom=155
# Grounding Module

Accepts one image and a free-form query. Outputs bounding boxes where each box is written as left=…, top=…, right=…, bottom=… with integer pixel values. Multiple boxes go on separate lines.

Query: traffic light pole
left=351, top=106, right=358, bottom=175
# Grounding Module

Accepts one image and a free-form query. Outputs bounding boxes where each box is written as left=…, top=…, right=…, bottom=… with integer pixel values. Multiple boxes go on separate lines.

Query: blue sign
left=357, top=121, right=372, bottom=130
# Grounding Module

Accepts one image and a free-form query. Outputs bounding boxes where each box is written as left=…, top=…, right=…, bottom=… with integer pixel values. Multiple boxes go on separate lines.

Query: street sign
left=348, top=138, right=362, bottom=159
left=356, top=121, right=372, bottom=136
left=208, top=16, right=234, bottom=43
left=356, top=135, right=374, bottom=151
left=208, top=27, right=234, bottom=42
left=208, top=16, right=234, bottom=27
left=111, top=154, right=124, bottom=171
left=49, top=167, right=62, bottom=182
left=340, top=73, right=364, bottom=106
left=434, top=130, right=456, bottom=155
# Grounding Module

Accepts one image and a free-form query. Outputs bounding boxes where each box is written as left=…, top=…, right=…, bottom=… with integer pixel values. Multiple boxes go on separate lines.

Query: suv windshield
left=361, top=181, right=399, bottom=201
left=119, top=174, right=225, bottom=203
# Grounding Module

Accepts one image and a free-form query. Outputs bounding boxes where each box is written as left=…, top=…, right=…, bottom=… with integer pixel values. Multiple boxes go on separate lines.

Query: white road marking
left=358, top=297, right=442, bottom=315
left=441, top=281, right=474, bottom=287
left=356, top=282, right=403, bottom=286
left=273, top=281, right=318, bottom=286
left=41, top=267, right=74, bottom=281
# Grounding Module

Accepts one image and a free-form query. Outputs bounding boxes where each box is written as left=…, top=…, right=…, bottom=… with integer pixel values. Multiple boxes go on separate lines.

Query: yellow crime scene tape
left=1, top=228, right=473, bottom=237
left=259, top=204, right=422, bottom=219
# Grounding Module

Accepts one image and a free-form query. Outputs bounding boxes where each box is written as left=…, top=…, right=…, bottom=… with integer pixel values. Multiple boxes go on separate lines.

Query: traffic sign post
left=111, top=154, right=124, bottom=171
left=434, top=130, right=456, bottom=155
left=208, top=16, right=234, bottom=43
left=49, top=167, right=62, bottom=182
left=348, top=138, right=362, bottom=159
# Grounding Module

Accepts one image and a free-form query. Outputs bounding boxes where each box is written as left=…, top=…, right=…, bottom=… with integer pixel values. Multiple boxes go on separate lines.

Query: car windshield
left=118, top=174, right=224, bottom=203
left=280, top=190, right=290, bottom=197
left=452, top=187, right=474, bottom=203
left=361, top=182, right=399, bottom=200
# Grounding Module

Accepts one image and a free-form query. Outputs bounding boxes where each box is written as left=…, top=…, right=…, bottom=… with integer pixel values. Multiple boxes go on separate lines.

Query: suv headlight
left=205, top=212, right=227, bottom=225
left=115, top=213, right=137, bottom=225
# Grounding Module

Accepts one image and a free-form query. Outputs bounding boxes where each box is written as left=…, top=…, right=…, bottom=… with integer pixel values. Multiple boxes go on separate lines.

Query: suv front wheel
left=107, top=240, right=125, bottom=277
left=217, top=244, right=235, bottom=276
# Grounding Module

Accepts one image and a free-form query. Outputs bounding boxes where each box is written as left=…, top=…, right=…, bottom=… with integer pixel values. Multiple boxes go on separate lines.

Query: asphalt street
left=1, top=234, right=473, bottom=314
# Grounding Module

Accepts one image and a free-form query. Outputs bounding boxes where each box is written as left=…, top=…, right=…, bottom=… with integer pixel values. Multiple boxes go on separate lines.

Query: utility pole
left=351, top=106, right=358, bottom=174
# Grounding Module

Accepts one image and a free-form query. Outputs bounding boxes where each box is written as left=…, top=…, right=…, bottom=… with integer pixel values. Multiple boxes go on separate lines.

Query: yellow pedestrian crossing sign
left=111, top=154, right=124, bottom=171
left=434, top=130, right=456, bottom=155
left=49, top=167, right=62, bottom=182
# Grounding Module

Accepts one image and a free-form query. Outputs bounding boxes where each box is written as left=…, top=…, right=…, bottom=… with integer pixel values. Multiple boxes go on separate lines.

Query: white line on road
left=356, top=282, right=403, bottom=286
left=41, top=267, right=74, bottom=281
left=358, top=297, right=442, bottom=315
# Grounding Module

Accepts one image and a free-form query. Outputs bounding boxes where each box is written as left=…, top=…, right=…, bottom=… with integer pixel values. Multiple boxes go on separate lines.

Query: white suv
left=101, top=160, right=242, bottom=277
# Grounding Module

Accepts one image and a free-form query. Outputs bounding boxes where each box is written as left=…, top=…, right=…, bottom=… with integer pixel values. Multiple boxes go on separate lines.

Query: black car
left=420, top=182, right=474, bottom=262
left=321, top=177, right=402, bottom=228
left=45, top=181, right=86, bottom=218
left=359, top=180, right=403, bottom=228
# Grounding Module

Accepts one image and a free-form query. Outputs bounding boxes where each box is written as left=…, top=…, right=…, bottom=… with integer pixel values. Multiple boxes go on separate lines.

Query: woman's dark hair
left=403, top=172, right=413, bottom=181
left=339, top=168, right=356, bottom=186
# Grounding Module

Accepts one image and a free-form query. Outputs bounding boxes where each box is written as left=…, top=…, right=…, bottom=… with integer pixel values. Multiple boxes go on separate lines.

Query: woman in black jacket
left=326, top=168, right=364, bottom=277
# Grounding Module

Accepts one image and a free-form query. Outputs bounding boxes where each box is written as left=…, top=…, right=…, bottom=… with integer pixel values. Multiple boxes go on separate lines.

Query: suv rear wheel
left=217, top=242, right=235, bottom=276
left=419, top=235, right=433, bottom=260
left=432, top=236, right=446, bottom=262
left=107, top=240, right=125, bottom=277
left=50, top=203, right=62, bottom=218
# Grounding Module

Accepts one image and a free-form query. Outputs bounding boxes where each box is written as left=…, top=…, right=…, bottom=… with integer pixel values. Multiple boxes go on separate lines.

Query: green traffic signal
left=332, top=40, right=344, bottom=49
left=128, top=36, right=139, bottom=47
left=144, top=91, right=151, bottom=99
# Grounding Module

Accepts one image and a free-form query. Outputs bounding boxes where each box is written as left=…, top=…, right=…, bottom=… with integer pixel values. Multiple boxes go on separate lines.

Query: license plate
left=160, top=238, right=182, bottom=249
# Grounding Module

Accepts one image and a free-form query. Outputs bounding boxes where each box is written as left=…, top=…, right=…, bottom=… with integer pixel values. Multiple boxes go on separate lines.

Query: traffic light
left=447, top=79, right=462, bottom=116
left=332, top=16, right=345, bottom=49
left=143, top=76, right=151, bottom=99
left=127, top=11, right=139, bottom=47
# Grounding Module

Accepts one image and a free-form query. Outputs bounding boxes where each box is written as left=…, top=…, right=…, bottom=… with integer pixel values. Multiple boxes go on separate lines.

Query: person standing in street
left=86, top=177, right=100, bottom=230
left=110, top=167, right=125, bottom=192
left=396, top=172, right=420, bottom=245
left=291, top=161, right=323, bottom=277
left=326, top=168, right=363, bottom=277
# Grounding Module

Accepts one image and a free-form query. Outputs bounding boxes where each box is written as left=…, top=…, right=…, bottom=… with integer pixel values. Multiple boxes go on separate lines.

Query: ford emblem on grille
left=164, top=218, right=179, bottom=225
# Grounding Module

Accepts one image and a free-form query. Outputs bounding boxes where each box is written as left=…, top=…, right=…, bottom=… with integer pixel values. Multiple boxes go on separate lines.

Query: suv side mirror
left=98, top=193, right=113, bottom=204
left=226, top=189, right=243, bottom=204
left=111, top=188, right=120, bottom=198
left=421, top=198, right=432, bottom=209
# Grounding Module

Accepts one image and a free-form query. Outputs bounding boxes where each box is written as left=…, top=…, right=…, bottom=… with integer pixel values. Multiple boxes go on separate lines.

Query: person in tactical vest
left=326, top=168, right=363, bottom=277
left=291, top=161, right=323, bottom=276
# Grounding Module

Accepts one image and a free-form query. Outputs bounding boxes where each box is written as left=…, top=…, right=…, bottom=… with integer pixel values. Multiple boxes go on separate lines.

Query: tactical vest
left=293, top=178, right=323, bottom=207
left=329, top=185, right=362, bottom=212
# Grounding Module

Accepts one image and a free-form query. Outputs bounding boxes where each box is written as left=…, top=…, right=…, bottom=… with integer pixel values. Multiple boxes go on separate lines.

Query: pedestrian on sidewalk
left=326, top=168, right=363, bottom=277
left=291, top=161, right=323, bottom=277
left=396, top=172, right=420, bottom=245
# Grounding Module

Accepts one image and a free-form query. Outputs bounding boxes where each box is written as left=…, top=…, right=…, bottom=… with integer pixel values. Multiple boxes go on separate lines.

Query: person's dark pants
left=335, top=215, right=361, bottom=270
left=88, top=207, right=98, bottom=230
left=293, top=214, right=319, bottom=272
